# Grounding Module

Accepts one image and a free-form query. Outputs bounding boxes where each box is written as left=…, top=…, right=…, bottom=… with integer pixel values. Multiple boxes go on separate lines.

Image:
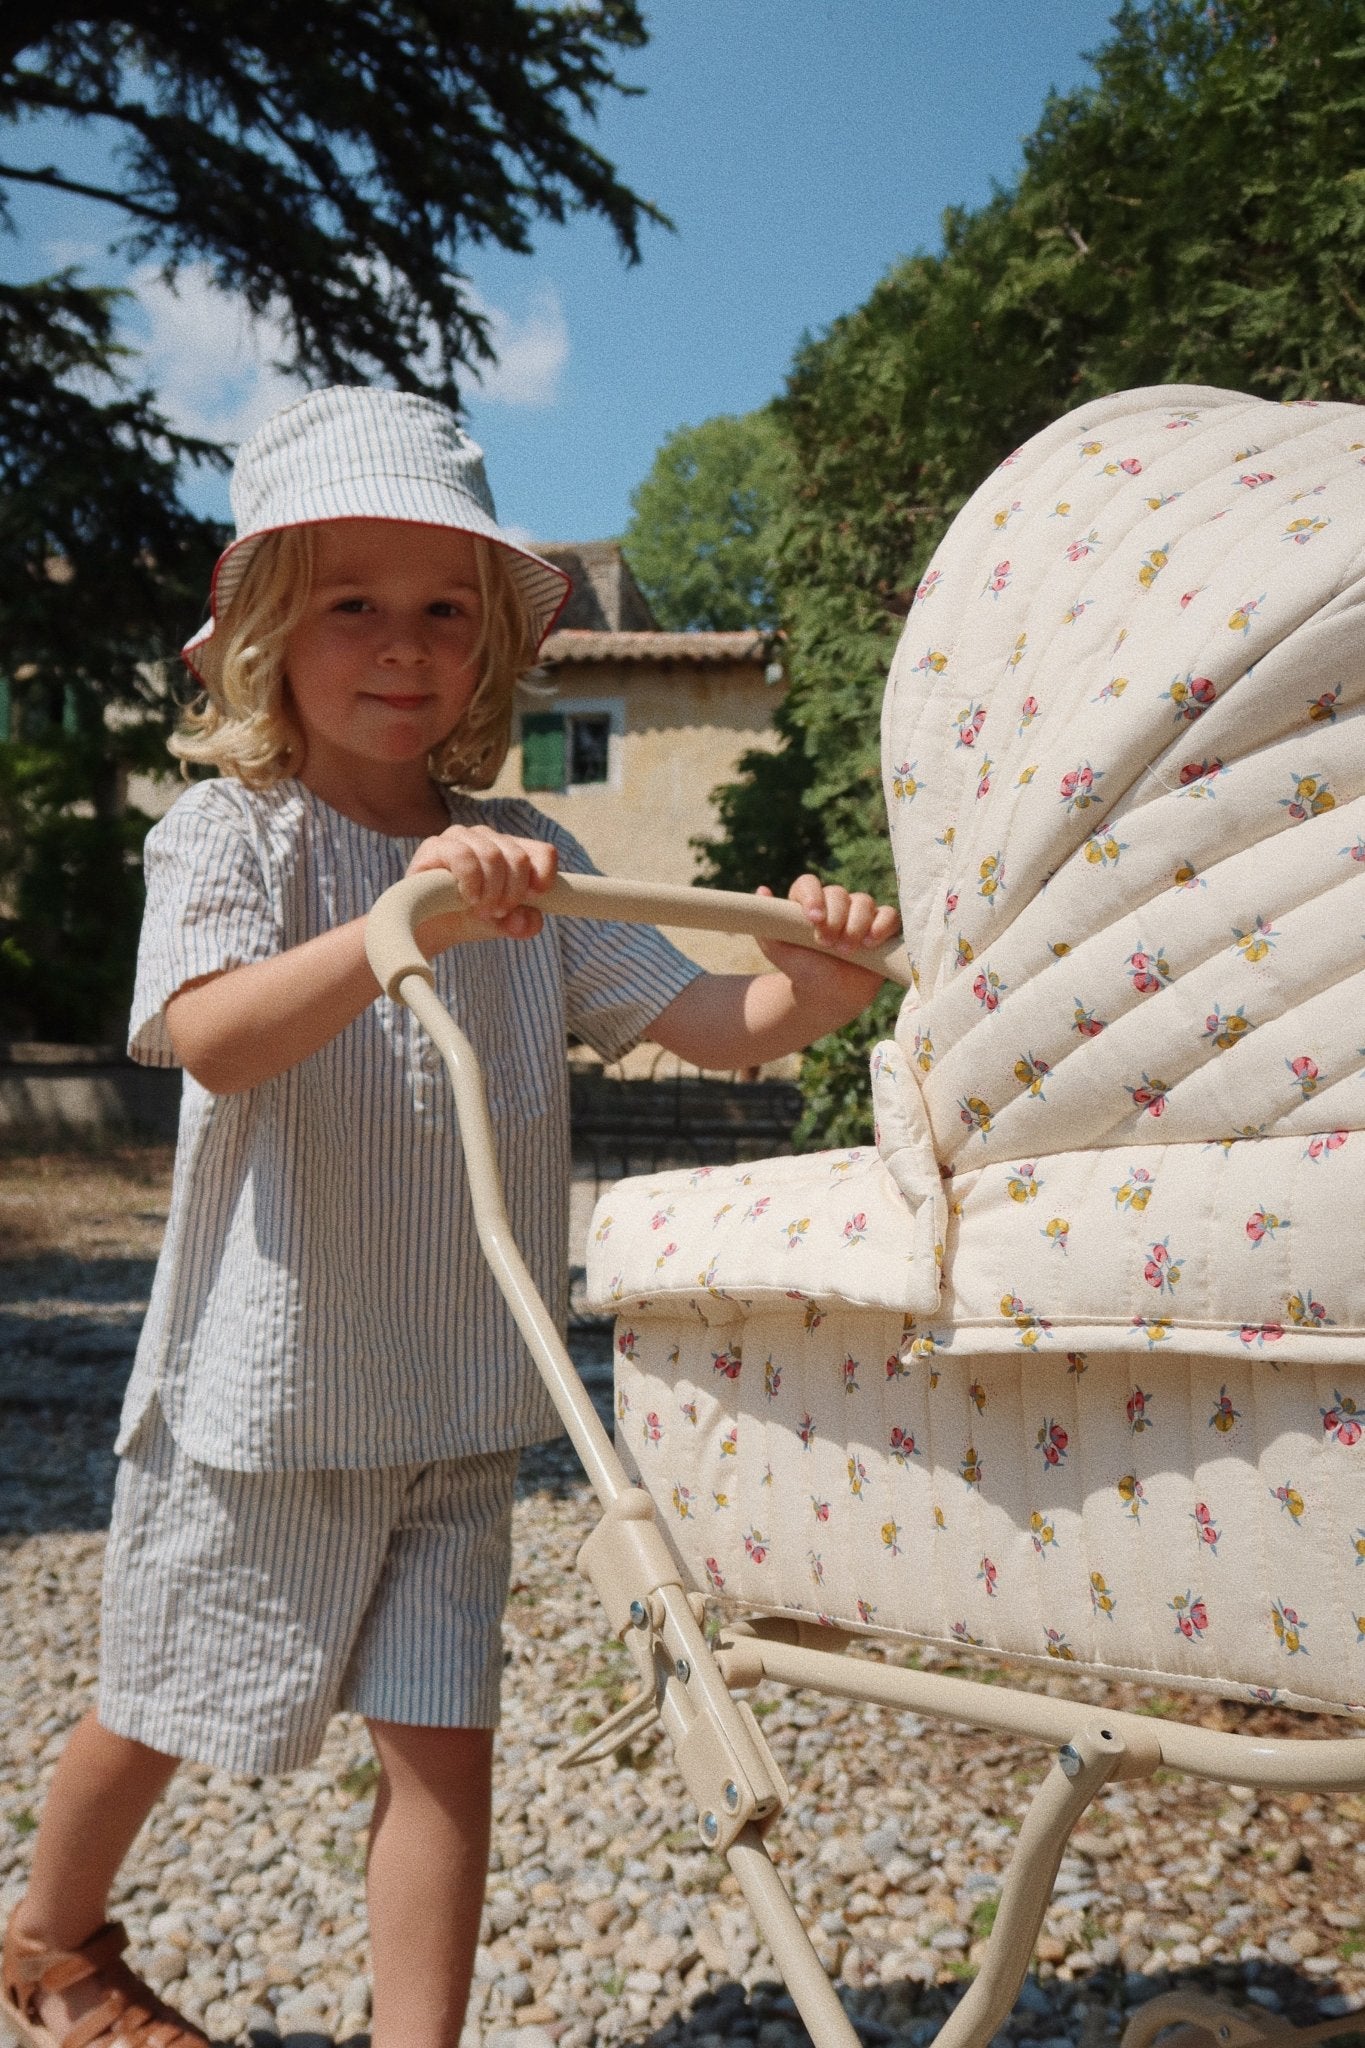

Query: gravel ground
left=3, top=1144, right=1365, bottom=2048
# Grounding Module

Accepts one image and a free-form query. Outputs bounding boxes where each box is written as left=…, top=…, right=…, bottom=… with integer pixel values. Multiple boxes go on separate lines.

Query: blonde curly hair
left=171, top=525, right=539, bottom=790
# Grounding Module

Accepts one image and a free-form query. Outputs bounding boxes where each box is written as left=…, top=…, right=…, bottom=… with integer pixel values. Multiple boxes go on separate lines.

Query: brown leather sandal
left=1, top=1915, right=209, bottom=2047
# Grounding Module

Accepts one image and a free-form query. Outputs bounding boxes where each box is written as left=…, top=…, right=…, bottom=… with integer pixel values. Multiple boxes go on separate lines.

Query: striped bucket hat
left=182, top=386, right=570, bottom=684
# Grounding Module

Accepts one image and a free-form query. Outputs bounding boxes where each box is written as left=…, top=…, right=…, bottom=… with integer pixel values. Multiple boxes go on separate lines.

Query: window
left=519, top=699, right=623, bottom=793
left=567, top=712, right=611, bottom=785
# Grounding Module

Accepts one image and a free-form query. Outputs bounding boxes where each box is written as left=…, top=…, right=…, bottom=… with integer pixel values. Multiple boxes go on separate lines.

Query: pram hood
left=590, top=386, right=1365, bottom=1362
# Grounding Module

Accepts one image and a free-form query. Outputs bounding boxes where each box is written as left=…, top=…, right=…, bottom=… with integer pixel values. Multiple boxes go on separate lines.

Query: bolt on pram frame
left=367, top=868, right=1365, bottom=2048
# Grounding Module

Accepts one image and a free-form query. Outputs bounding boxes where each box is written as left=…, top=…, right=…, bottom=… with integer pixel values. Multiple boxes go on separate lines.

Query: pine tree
left=0, top=1, right=660, bottom=1036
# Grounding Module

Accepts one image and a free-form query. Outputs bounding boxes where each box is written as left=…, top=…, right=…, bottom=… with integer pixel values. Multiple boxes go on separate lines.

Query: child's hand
left=755, top=876, right=901, bottom=1003
left=406, top=826, right=558, bottom=951
left=650, top=875, right=902, bottom=1069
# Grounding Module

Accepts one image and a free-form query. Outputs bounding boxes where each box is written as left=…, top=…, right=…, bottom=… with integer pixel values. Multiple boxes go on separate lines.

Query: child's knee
left=365, top=1719, right=493, bottom=1798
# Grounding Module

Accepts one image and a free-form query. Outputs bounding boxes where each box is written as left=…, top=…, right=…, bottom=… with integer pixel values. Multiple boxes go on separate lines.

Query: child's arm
left=648, top=876, right=901, bottom=1069
left=165, top=827, right=557, bottom=1093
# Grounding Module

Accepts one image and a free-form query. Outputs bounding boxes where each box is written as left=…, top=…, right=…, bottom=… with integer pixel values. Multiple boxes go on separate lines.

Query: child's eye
left=332, top=597, right=371, bottom=614
left=428, top=600, right=465, bottom=619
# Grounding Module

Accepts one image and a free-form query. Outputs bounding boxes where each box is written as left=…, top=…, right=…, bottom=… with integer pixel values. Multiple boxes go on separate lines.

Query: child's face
left=284, top=519, right=485, bottom=775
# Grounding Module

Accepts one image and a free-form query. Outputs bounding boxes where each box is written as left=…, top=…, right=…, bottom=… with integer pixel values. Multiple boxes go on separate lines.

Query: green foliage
left=623, top=409, right=788, bottom=630
left=790, top=985, right=902, bottom=1151
left=1, top=276, right=229, bottom=716
left=0, top=739, right=153, bottom=1043
left=336, top=1757, right=381, bottom=1801
left=0, top=270, right=219, bottom=1040
left=1012, top=0, right=1365, bottom=401
left=1, top=1, right=661, bottom=1040
left=689, top=699, right=829, bottom=895
left=971, top=1895, right=1001, bottom=1942
left=704, top=0, right=1365, bottom=1144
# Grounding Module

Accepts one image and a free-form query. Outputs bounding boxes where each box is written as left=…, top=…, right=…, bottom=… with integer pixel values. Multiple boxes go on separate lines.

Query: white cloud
left=122, top=263, right=306, bottom=450
left=40, top=237, right=106, bottom=269
left=465, top=284, right=569, bottom=408
left=115, top=264, right=568, bottom=474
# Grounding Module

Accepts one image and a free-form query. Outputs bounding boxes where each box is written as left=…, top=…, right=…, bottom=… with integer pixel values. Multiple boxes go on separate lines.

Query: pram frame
left=366, top=869, right=1365, bottom=2048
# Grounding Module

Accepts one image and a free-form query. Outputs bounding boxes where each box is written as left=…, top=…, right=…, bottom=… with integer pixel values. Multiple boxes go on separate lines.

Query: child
left=1, top=386, right=900, bottom=2048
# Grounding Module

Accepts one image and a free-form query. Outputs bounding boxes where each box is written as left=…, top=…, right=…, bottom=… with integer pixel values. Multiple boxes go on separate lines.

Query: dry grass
left=0, top=1140, right=174, bottom=1534
left=0, top=1140, right=174, bottom=1282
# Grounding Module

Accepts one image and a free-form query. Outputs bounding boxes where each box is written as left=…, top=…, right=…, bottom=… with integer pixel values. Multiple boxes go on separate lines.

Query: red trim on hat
left=181, top=516, right=571, bottom=685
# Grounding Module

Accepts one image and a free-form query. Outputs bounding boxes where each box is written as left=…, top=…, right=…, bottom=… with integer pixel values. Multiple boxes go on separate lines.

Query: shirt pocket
left=442, top=934, right=558, bottom=1126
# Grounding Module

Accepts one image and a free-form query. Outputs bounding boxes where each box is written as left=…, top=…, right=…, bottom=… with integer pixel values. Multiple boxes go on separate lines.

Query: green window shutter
left=521, top=711, right=565, bottom=791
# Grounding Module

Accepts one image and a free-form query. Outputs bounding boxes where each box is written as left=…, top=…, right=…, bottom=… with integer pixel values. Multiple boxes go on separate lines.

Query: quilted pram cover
left=586, top=386, right=1365, bottom=1717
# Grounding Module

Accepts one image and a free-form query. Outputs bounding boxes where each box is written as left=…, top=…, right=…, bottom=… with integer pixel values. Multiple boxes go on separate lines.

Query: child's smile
left=284, top=518, right=486, bottom=794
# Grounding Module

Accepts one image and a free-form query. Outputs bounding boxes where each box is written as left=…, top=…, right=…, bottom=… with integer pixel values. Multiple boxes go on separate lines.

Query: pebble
left=5, top=1236, right=1365, bottom=2048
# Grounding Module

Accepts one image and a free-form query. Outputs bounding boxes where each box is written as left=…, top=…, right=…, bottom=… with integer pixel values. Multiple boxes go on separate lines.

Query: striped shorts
left=98, top=1399, right=517, bottom=1775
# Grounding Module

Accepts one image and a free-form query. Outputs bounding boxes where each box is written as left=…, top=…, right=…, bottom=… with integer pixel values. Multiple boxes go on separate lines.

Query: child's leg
left=14, top=1711, right=177, bottom=1945
left=6, top=1710, right=180, bottom=2035
left=364, top=1718, right=493, bottom=2048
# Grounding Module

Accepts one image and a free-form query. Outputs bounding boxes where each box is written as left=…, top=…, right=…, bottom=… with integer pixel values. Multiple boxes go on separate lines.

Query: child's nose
left=378, top=625, right=431, bottom=666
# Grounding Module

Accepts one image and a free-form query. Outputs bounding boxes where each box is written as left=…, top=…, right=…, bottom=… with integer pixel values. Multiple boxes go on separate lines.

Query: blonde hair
left=171, top=525, right=539, bottom=790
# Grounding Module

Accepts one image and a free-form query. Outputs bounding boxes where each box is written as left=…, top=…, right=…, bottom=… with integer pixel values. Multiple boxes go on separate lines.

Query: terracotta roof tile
left=539, top=628, right=770, bottom=665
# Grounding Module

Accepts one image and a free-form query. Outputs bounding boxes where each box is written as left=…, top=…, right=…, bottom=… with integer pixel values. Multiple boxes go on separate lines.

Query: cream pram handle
left=364, top=867, right=914, bottom=1000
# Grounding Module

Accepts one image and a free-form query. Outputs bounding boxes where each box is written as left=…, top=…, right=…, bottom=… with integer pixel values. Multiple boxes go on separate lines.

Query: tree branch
left=0, top=160, right=179, bottom=225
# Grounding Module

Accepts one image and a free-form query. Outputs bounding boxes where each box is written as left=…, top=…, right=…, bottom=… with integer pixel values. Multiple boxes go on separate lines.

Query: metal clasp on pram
left=574, top=1488, right=789, bottom=1851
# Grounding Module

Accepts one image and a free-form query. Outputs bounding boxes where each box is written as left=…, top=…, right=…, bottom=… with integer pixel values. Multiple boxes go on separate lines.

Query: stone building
left=489, top=543, right=786, bottom=983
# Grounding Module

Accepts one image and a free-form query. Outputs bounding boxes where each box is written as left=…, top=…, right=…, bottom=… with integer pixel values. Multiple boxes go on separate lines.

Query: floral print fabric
left=883, top=382, right=1365, bottom=1299
left=609, top=1316, right=1365, bottom=1716
left=584, top=386, right=1365, bottom=1709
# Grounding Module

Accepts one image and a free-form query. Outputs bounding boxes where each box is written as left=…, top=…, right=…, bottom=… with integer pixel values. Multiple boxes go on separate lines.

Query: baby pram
left=367, top=385, right=1365, bottom=2048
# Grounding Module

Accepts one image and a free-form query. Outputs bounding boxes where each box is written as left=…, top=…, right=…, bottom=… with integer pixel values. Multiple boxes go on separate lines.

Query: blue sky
left=5, top=1, right=1120, bottom=544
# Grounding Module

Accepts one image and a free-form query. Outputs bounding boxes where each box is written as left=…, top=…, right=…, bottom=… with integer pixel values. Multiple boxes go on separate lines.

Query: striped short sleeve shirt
left=121, top=777, right=703, bottom=1472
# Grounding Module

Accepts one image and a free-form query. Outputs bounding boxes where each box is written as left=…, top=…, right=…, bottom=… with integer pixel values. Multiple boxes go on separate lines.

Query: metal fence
left=567, top=1058, right=802, bottom=1330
